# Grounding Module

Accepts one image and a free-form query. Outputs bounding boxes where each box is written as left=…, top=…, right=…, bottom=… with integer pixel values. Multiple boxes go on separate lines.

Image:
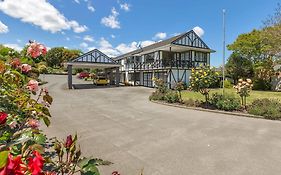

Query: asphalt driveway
left=43, top=75, right=281, bottom=175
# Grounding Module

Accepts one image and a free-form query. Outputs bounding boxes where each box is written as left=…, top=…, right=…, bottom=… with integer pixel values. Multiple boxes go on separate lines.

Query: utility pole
left=222, top=9, right=226, bottom=95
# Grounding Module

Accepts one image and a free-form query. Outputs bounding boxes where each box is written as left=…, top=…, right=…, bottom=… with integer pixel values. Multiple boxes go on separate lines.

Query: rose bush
left=233, top=78, right=253, bottom=107
left=0, top=41, right=108, bottom=175
left=189, top=66, right=220, bottom=103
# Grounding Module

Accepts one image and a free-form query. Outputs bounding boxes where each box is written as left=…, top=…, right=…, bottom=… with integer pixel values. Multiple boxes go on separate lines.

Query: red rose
left=0, top=112, right=7, bottom=125
left=28, top=151, right=44, bottom=175
left=0, top=154, right=25, bottom=175
left=64, top=135, right=73, bottom=149
left=112, top=171, right=121, bottom=175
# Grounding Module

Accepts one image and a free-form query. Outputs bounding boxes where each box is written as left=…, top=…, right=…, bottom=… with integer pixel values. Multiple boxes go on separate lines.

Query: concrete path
left=43, top=75, right=281, bottom=175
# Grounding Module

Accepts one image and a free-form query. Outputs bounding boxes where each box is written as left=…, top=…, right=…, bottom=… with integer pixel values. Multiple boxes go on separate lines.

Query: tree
left=262, top=3, right=281, bottom=59
left=44, top=47, right=65, bottom=67
left=227, top=30, right=270, bottom=63
left=44, top=47, right=82, bottom=67
left=225, top=53, right=254, bottom=84
left=62, top=49, right=82, bottom=63
left=252, top=58, right=274, bottom=90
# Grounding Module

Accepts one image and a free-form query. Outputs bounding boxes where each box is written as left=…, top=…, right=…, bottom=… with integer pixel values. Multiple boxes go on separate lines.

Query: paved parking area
left=43, top=75, right=281, bottom=175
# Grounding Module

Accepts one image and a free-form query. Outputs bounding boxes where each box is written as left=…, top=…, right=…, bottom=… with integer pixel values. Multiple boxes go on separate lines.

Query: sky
left=0, top=0, right=280, bottom=67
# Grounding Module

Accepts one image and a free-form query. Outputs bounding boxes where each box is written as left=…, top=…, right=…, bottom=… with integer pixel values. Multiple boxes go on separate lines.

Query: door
left=143, top=72, right=153, bottom=87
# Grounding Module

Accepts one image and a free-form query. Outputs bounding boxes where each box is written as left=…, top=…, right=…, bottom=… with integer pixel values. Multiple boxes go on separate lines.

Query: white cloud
left=0, top=0, right=87, bottom=33
left=93, top=37, right=155, bottom=57
left=111, top=34, right=116, bottom=38
left=87, top=4, right=95, bottom=12
left=0, top=21, right=8, bottom=33
left=74, top=0, right=80, bottom=4
left=193, top=26, right=204, bottom=37
left=66, top=37, right=70, bottom=41
left=116, top=42, right=138, bottom=54
left=153, top=32, right=167, bottom=40
left=98, top=37, right=119, bottom=57
left=80, top=42, right=88, bottom=48
left=120, top=3, right=130, bottom=11
left=101, top=7, right=120, bottom=29
left=68, top=21, right=88, bottom=33
left=140, top=40, right=155, bottom=47
left=83, top=35, right=94, bottom=42
left=4, top=43, right=22, bottom=51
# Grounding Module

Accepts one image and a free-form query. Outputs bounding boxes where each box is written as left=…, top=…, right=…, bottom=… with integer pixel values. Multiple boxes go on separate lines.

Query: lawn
left=181, top=88, right=281, bottom=104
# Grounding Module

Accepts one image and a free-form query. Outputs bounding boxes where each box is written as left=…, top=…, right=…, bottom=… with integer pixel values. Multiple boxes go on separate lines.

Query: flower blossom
left=28, top=151, right=44, bottom=175
left=65, top=135, right=73, bottom=149
left=21, top=64, right=32, bottom=73
left=27, top=80, right=39, bottom=92
left=0, top=112, right=8, bottom=125
left=27, top=119, right=40, bottom=129
left=27, top=41, right=47, bottom=59
left=0, top=154, right=25, bottom=175
left=11, top=58, right=21, bottom=68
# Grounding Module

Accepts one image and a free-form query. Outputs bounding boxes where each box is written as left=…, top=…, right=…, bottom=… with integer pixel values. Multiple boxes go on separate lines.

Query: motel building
left=114, top=29, right=215, bottom=88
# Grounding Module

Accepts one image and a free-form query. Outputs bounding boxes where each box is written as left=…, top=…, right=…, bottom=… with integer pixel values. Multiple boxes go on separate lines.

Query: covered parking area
left=66, top=49, right=121, bottom=89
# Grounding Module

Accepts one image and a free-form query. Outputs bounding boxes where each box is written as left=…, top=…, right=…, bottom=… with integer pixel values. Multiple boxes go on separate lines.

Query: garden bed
left=150, top=99, right=266, bottom=120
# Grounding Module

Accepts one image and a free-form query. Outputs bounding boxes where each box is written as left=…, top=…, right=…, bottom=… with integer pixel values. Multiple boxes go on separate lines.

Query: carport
left=66, top=49, right=121, bottom=89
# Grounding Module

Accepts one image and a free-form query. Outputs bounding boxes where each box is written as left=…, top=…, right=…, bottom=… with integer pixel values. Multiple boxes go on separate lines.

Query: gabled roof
left=114, top=30, right=213, bottom=60
left=71, top=49, right=118, bottom=64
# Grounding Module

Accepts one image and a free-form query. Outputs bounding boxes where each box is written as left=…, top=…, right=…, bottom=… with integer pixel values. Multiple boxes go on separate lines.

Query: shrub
left=221, top=80, right=232, bottom=88
left=175, top=81, right=184, bottom=103
left=189, top=66, right=220, bottom=103
left=164, top=91, right=180, bottom=103
left=0, top=41, right=107, bottom=175
left=184, top=98, right=200, bottom=107
left=210, top=93, right=241, bottom=111
left=248, top=99, right=281, bottom=120
left=153, top=77, right=168, bottom=94
left=149, top=91, right=165, bottom=101
left=233, top=78, right=253, bottom=107
left=253, top=79, right=272, bottom=90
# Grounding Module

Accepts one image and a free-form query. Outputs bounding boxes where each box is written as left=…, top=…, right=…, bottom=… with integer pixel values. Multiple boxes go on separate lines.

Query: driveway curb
left=150, top=100, right=268, bottom=120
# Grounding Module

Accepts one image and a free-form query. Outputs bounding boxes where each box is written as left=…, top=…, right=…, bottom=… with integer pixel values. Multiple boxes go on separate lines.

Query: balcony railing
left=124, top=59, right=207, bottom=71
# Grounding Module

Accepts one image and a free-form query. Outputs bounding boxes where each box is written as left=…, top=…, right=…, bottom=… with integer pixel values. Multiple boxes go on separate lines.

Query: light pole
left=222, top=9, right=226, bottom=95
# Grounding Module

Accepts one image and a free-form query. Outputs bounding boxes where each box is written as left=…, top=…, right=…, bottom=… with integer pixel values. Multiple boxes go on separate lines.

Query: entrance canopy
left=66, top=49, right=121, bottom=68
left=66, top=49, right=121, bottom=89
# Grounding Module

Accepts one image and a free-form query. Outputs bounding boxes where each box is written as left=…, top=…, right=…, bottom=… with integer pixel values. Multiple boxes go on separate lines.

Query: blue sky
left=0, top=0, right=279, bottom=66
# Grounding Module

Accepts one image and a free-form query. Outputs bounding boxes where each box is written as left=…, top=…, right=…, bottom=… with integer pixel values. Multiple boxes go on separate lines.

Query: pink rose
left=27, top=119, right=40, bottom=129
left=27, top=42, right=47, bottom=58
left=21, top=64, right=32, bottom=73
left=10, top=58, right=21, bottom=68
left=27, top=80, right=39, bottom=92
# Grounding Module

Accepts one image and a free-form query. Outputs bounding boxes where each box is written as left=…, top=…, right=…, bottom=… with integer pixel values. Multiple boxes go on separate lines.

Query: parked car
left=94, top=77, right=110, bottom=85
left=78, top=72, right=90, bottom=79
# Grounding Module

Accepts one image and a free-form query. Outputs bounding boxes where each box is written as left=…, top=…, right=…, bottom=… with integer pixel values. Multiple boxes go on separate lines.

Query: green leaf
left=41, top=107, right=51, bottom=117
left=43, top=94, right=53, bottom=105
left=34, top=134, right=47, bottom=145
left=42, top=116, right=50, bottom=127
left=89, top=158, right=113, bottom=166
left=0, top=151, right=9, bottom=169
left=77, top=157, right=91, bottom=168
left=81, top=164, right=100, bottom=175
left=30, top=144, right=44, bottom=154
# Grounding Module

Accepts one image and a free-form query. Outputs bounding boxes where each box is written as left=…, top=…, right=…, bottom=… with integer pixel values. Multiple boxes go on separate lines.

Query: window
left=144, top=52, right=155, bottom=63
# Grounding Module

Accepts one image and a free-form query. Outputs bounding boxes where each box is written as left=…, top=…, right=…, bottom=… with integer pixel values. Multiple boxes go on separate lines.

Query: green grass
left=181, top=88, right=281, bottom=104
